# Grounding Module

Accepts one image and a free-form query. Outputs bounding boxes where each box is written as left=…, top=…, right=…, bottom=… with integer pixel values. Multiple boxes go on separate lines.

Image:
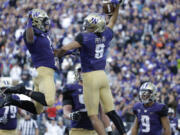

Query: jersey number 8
left=95, top=43, right=105, bottom=59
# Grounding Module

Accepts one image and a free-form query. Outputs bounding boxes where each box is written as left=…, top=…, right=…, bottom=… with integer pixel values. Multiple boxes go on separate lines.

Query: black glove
left=107, top=131, right=113, bottom=135
left=69, top=111, right=81, bottom=121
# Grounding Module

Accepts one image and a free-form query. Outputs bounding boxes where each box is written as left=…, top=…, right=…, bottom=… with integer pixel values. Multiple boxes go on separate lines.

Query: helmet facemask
left=42, top=17, right=50, bottom=32
left=139, top=82, right=157, bottom=104
left=30, top=9, right=50, bottom=33
left=139, top=89, right=154, bottom=104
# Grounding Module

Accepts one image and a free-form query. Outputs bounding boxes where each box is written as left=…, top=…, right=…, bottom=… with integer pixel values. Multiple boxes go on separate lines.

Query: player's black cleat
left=0, top=94, right=11, bottom=108
left=0, top=84, right=26, bottom=94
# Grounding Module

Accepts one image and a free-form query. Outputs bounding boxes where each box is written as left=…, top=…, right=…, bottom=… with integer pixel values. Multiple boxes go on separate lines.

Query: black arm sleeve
left=23, top=31, right=27, bottom=42
left=75, top=33, right=83, bottom=45
left=132, top=106, right=137, bottom=116
left=158, top=105, right=168, bottom=117
left=62, top=91, right=73, bottom=106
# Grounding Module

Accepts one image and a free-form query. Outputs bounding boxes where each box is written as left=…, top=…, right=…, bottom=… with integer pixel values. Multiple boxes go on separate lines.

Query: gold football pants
left=82, top=70, right=114, bottom=116
left=0, top=129, right=17, bottom=135
left=33, top=66, right=56, bottom=114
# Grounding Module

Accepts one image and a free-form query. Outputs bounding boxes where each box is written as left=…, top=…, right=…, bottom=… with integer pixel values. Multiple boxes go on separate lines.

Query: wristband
left=68, top=113, right=71, bottom=119
left=105, top=126, right=112, bottom=132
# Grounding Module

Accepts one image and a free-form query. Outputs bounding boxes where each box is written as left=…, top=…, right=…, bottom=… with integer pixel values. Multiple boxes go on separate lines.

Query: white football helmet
left=83, top=13, right=106, bottom=33
left=0, top=78, right=12, bottom=96
left=0, top=78, right=12, bottom=88
left=139, top=82, right=157, bottom=104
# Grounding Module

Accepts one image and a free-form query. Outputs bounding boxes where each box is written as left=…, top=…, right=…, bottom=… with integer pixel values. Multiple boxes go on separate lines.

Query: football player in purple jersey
left=0, top=79, right=20, bottom=135
left=0, top=9, right=56, bottom=114
left=54, top=1, right=126, bottom=135
left=0, top=95, right=19, bottom=135
left=168, top=108, right=180, bottom=135
left=131, top=82, right=171, bottom=135
left=63, top=65, right=113, bottom=135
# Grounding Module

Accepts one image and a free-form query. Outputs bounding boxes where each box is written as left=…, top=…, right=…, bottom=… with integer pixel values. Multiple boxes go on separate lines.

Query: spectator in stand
left=43, top=116, right=64, bottom=135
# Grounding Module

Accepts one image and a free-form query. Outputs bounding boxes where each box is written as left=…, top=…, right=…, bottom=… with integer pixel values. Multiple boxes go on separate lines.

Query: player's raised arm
left=107, top=4, right=120, bottom=29
left=26, top=13, right=34, bottom=44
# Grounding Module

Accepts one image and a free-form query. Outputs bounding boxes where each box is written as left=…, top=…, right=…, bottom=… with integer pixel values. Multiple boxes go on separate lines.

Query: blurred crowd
left=0, top=0, right=179, bottom=134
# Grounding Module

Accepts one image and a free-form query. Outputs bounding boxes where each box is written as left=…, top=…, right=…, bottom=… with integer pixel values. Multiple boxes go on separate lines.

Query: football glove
left=69, top=111, right=81, bottom=121
left=111, top=0, right=124, bottom=5
left=28, top=10, right=33, bottom=19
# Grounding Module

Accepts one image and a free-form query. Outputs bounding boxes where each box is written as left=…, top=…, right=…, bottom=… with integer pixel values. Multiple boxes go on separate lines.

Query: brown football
left=103, top=1, right=116, bottom=15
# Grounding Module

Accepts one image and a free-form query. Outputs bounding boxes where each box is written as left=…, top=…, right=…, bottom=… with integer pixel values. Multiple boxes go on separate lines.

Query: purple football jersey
left=75, top=27, right=113, bottom=72
left=0, top=95, right=19, bottom=130
left=169, top=117, right=178, bottom=135
left=23, top=30, right=56, bottom=69
left=133, top=102, right=168, bottom=135
left=63, top=83, right=93, bottom=130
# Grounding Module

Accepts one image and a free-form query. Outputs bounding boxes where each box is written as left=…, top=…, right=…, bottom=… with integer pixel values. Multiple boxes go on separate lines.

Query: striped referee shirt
left=18, top=118, right=38, bottom=135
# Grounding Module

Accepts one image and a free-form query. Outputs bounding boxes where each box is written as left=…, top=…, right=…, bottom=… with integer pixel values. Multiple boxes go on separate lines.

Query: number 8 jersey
left=133, top=102, right=168, bottom=135
left=75, top=27, right=113, bottom=73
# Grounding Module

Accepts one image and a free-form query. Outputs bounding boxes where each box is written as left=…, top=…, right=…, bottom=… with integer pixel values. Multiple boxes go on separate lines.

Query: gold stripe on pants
left=0, top=129, right=17, bottom=135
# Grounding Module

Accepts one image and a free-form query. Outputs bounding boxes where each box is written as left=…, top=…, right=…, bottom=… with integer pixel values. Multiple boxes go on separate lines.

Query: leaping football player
left=0, top=79, right=20, bottom=135
left=131, top=82, right=171, bottom=135
left=54, top=1, right=126, bottom=135
left=0, top=9, right=56, bottom=114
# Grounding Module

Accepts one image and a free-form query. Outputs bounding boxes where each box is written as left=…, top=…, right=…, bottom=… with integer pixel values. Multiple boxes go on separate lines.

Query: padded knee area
left=46, top=98, right=55, bottom=106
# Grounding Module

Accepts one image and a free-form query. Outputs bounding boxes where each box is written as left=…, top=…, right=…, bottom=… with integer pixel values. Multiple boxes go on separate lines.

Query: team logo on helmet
left=83, top=13, right=106, bottom=33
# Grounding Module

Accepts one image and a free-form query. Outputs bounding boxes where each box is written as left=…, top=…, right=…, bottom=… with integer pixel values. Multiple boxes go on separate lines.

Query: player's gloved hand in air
left=27, top=10, right=36, bottom=27
left=27, top=11, right=33, bottom=28
left=69, top=111, right=81, bottom=121
left=28, top=10, right=33, bottom=18
left=111, top=0, right=124, bottom=5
